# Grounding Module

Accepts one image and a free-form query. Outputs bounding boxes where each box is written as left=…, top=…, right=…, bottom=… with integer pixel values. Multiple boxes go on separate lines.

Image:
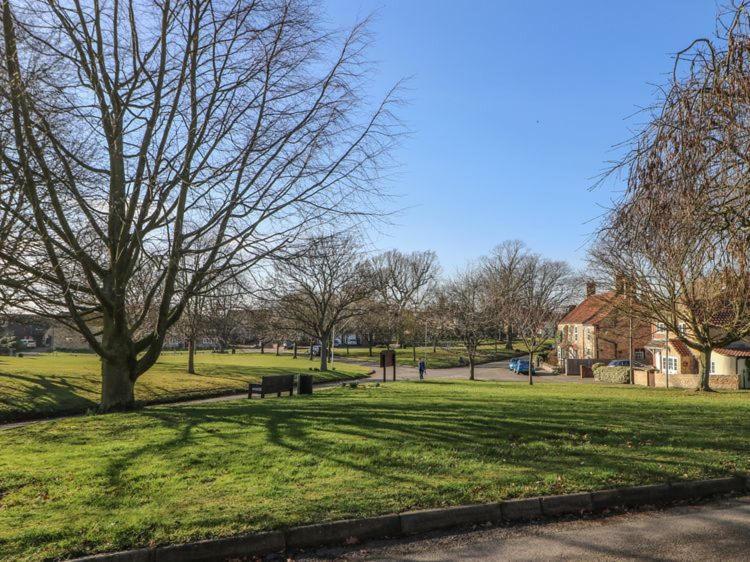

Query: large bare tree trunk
left=100, top=325, right=137, bottom=411
left=469, top=354, right=475, bottom=380
left=699, top=348, right=712, bottom=391
left=505, top=324, right=513, bottom=350
left=188, top=337, right=196, bottom=374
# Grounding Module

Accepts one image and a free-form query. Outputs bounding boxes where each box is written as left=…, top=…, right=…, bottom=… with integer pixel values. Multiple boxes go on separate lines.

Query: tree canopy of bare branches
left=508, top=255, right=574, bottom=384
left=481, top=240, right=531, bottom=350
left=0, top=0, right=400, bottom=410
left=271, top=234, right=372, bottom=370
left=593, top=2, right=750, bottom=391
left=370, top=249, right=438, bottom=346
left=443, top=266, right=490, bottom=380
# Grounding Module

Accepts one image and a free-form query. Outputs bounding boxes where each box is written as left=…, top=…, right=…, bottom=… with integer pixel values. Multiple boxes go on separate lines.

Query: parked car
left=607, top=359, right=646, bottom=368
left=515, top=359, right=536, bottom=375
left=282, top=340, right=295, bottom=349
left=508, top=357, right=521, bottom=372
left=19, top=337, right=36, bottom=349
left=333, top=337, right=342, bottom=346
left=608, top=359, right=630, bottom=367
left=311, top=344, right=321, bottom=356
left=345, top=335, right=358, bottom=346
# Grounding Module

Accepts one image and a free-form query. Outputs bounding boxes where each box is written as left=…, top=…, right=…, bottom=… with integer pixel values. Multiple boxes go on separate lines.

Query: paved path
left=297, top=496, right=750, bottom=561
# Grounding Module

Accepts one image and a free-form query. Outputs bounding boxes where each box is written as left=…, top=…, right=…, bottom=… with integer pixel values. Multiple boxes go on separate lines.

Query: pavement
left=295, top=496, right=750, bottom=561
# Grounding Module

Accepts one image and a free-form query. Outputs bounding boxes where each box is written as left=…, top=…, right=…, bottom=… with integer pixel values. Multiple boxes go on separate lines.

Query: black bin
left=298, top=374, right=313, bottom=395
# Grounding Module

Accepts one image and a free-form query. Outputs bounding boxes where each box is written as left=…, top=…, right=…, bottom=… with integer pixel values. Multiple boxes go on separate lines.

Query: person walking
left=418, top=358, right=427, bottom=381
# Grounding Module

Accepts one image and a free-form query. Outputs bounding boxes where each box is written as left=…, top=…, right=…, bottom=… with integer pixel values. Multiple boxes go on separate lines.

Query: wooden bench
left=248, top=375, right=294, bottom=399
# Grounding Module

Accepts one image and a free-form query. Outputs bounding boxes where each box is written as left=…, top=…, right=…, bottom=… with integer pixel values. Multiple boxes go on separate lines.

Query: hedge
left=593, top=365, right=631, bottom=384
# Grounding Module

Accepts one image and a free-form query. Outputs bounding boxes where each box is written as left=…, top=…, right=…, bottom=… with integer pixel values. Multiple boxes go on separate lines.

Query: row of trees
left=266, top=236, right=575, bottom=382
left=591, top=2, right=750, bottom=391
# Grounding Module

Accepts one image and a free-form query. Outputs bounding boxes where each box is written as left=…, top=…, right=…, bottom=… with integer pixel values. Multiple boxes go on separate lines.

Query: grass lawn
left=0, top=381, right=748, bottom=561
left=342, top=341, right=548, bottom=368
left=0, top=351, right=368, bottom=422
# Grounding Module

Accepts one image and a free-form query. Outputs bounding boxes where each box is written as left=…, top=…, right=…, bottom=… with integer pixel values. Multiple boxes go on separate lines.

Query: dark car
left=508, top=357, right=521, bottom=372
left=608, top=359, right=630, bottom=367
left=515, top=359, right=536, bottom=375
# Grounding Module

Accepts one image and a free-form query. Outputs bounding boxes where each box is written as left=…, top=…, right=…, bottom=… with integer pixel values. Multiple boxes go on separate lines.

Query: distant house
left=0, top=315, right=52, bottom=349
left=556, top=282, right=652, bottom=373
left=640, top=321, right=750, bottom=389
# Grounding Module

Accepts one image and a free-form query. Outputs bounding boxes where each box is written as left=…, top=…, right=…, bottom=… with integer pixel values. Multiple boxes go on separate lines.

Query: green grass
left=342, top=341, right=548, bottom=368
left=0, top=351, right=368, bottom=422
left=0, top=381, right=748, bottom=561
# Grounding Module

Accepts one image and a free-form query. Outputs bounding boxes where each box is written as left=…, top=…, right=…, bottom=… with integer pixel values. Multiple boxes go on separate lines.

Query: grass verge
left=0, top=380, right=747, bottom=560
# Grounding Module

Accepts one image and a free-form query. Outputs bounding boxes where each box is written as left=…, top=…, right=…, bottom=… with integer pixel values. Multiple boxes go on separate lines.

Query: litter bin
left=298, top=374, right=313, bottom=395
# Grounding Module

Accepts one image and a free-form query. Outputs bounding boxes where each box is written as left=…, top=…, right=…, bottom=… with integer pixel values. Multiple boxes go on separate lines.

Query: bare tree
left=594, top=2, right=750, bottom=391
left=592, top=191, right=750, bottom=391
left=370, top=250, right=438, bottom=347
left=272, top=234, right=371, bottom=371
left=444, top=267, right=489, bottom=380
left=0, top=0, right=400, bottom=410
left=481, top=240, right=531, bottom=350
left=174, top=291, right=208, bottom=375
left=509, top=255, right=574, bottom=385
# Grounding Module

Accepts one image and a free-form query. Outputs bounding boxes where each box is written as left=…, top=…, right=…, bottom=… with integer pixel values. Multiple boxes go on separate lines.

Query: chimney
left=586, top=281, right=596, bottom=297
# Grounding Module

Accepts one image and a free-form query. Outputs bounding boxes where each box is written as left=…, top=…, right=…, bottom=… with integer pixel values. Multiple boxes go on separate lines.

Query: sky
left=322, top=0, right=720, bottom=273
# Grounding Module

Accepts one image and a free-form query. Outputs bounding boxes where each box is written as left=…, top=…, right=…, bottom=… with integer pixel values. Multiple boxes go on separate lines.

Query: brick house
left=640, top=321, right=750, bottom=389
left=556, top=282, right=652, bottom=369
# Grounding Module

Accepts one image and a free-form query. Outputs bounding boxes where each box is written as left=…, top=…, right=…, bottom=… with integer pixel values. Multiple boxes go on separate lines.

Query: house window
left=635, top=349, right=645, bottom=361
left=677, top=323, right=686, bottom=335
left=573, top=326, right=578, bottom=340
left=656, top=322, right=667, bottom=332
left=710, top=361, right=716, bottom=374
left=661, top=356, right=678, bottom=374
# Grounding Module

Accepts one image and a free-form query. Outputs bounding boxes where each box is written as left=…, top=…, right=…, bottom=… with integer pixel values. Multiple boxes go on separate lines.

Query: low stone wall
left=632, top=369, right=741, bottom=390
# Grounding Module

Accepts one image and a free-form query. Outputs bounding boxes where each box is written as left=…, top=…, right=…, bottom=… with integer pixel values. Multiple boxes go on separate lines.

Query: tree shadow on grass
left=0, top=371, right=98, bottom=421
left=92, top=384, right=750, bottom=516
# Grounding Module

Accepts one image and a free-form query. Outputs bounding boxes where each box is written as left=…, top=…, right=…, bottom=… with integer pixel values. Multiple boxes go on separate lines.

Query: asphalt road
left=295, top=496, right=750, bottom=561
left=340, top=357, right=591, bottom=384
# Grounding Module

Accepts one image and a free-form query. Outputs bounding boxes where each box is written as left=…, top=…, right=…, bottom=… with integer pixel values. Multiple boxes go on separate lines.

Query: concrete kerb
left=71, top=475, right=750, bottom=562
left=400, top=503, right=501, bottom=535
left=286, top=514, right=400, bottom=549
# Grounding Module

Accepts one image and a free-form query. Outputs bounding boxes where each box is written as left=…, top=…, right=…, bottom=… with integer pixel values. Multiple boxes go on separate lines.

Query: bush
left=593, top=365, right=630, bottom=384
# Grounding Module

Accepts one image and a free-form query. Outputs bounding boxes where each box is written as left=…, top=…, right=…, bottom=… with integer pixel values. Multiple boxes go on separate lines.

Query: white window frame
left=661, top=356, right=678, bottom=374
left=634, top=349, right=645, bottom=361
left=710, top=361, right=716, bottom=374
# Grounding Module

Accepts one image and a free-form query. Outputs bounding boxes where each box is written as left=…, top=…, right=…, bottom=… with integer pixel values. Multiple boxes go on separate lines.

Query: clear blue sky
left=324, top=1, right=719, bottom=272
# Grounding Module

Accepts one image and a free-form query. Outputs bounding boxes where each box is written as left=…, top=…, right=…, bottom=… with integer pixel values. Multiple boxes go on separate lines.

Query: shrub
left=593, top=365, right=630, bottom=384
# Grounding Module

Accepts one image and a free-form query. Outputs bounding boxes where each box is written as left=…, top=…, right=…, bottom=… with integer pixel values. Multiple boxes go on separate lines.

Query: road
left=339, top=357, right=591, bottom=384
left=296, top=496, right=750, bottom=561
